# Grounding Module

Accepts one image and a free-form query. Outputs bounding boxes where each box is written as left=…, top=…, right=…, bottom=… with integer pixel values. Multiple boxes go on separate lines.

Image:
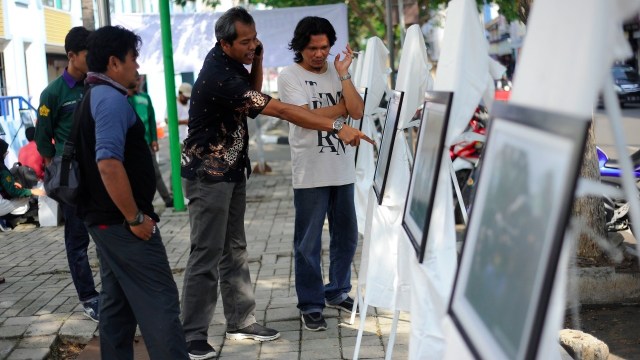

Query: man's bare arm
left=301, top=101, right=347, bottom=120
left=334, top=45, right=364, bottom=120
left=261, top=98, right=373, bottom=146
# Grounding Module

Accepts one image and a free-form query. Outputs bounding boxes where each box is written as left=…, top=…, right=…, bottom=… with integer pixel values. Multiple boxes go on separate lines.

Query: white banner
left=112, top=4, right=349, bottom=73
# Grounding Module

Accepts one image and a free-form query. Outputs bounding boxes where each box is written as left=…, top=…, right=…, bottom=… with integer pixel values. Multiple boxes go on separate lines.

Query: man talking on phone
left=179, top=6, right=372, bottom=359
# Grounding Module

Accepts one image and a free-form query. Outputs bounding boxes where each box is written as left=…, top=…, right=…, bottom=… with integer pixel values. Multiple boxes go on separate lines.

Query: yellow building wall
left=44, top=7, right=71, bottom=46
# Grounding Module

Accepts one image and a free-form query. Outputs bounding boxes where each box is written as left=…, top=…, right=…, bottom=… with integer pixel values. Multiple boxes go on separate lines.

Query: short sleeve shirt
left=181, top=43, right=271, bottom=182
left=277, top=64, right=355, bottom=189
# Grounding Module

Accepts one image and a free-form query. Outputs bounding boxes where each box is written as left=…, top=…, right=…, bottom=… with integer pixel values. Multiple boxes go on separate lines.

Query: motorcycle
left=597, top=146, right=640, bottom=180
left=596, top=146, right=640, bottom=232
left=451, top=106, right=488, bottom=224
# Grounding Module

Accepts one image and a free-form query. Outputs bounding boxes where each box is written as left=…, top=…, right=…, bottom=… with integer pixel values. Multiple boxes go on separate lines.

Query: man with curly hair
left=277, top=16, right=364, bottom=331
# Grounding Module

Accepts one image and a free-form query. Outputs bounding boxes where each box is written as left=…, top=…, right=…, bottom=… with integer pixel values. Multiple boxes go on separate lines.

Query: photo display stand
left=402, top=91, right=453, bottom=263
left=354, top=87, right=369, bottom=166
left=448, top=102, right=589, bottom=360
left=347, top=87, right=368, bottom=128
left=373, top=89, right=404, bottom=205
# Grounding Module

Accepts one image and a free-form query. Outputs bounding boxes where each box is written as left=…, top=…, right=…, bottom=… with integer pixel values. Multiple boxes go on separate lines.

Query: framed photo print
left=354, top=87, right=369, bottom=165
left=356, top=87, right=368, bottom=132
left=402, top=91, right=453, bottom=263
left=448, top=102, right=589, bottom=360
left=373, top=90, right=404, bottom=205
left=346, top=87, right=368, bottom=128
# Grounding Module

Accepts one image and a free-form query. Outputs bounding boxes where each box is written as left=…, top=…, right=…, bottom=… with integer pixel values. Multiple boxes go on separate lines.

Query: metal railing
left=0, top=96, right=37, bottom=166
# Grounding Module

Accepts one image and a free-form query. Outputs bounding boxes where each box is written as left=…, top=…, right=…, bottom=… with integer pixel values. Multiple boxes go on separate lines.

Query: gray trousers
left=88, top=224, right=187, bottom=359
left=150, top=146, right=172, bottom=203
left=181, top=178, right=256, bottom=342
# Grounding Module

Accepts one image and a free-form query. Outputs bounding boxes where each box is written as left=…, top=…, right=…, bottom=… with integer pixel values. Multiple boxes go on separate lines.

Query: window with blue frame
left=42, top=0, right=71, bottom=11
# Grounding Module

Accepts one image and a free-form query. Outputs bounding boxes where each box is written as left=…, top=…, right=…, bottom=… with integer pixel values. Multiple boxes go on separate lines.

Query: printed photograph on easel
left=402, top=91, right=453, bottom=262
left=449, top=103, right=589, bottom=360
left=353, top=87, right=369, bottom=165
left=373, top=89, right=404, bottom=205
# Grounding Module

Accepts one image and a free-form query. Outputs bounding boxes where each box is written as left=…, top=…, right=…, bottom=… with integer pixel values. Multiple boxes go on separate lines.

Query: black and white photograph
left=354, top=87, right=369, bottom=165
left=402, top=91, right=453, bottom=262
left=449, top=103, right=589, bottom=360
left=373, top=90, right=404, bottom=205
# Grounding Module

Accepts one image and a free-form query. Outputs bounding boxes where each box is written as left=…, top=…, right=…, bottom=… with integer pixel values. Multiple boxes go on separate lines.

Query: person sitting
left=0, top=138, right=45, bottom=229
left=18, top=127, right=45, bottom=181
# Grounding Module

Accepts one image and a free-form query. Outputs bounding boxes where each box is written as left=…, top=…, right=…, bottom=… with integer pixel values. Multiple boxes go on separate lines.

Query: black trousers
left=88, top=224, right=188, bottom=360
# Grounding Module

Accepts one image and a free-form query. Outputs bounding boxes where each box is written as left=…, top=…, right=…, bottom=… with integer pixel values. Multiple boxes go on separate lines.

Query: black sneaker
left=187, top=340, right=216, bottom=360
left=301, top=312, right=328, bottom=331
left=82, top=298, right=100, bottom=323
left=327, top=296, right=358, bottom=314
left=0, top=219, right=10, bottom=232
left=225, top=323, right=280, bottom=341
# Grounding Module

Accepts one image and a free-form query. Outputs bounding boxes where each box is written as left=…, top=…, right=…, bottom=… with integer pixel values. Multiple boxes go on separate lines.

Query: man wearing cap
left=167, top=82, right=192, bottom=145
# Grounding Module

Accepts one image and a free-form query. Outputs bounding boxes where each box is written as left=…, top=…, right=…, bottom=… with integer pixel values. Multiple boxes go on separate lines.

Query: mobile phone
left=255, top=44, right=263, bottom=56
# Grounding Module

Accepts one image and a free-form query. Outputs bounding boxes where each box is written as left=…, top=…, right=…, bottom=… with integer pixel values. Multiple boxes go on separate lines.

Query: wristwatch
left=127, top=210, right=145, bottom=226
left=332, top=119, right=344, bottom=134
left=338, top=73, right=351, bottom=81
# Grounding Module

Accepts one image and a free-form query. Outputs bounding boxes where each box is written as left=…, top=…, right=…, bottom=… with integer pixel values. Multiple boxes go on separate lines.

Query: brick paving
left=0, top=151, right=410, bottom=359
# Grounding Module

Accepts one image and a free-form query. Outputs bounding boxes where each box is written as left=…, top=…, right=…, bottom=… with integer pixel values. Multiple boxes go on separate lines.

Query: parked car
left=609, top=65, right=640, bottom=107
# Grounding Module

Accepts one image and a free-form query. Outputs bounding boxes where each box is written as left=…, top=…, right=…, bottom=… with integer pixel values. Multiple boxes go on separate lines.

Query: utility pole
left=159, top=0, right=186, bottom=211
left=385, top=0, right=396, bottom=88
left=96, top=0, right=110, bottom=27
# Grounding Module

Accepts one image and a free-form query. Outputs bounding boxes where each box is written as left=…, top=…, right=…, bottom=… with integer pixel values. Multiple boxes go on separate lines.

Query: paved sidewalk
left=0, top=158, right=410, bottom=359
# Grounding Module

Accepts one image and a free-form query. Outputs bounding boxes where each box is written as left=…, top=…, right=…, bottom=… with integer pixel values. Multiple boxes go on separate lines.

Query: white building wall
left=3, top=41, right=27, bottom=97
left=3, top=0, right=85, bottom=101
left=3, top=0, right=47, bottom=101
left=24, top=40, right=48, bottom=104
left=69, top=0, right=84, bottom=25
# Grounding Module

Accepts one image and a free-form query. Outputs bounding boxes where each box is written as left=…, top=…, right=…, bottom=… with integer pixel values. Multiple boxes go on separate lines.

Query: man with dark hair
left=34, top=26, right=101, bottom=323
left=277, top=16, right=364, bottom=331
left=180, top=6, right=372, bottom=359
left=75, top=25, right=188, bottom=359
left=165, top=82, right=192, bottom=145
left=127, top=76, right=174, bottom=208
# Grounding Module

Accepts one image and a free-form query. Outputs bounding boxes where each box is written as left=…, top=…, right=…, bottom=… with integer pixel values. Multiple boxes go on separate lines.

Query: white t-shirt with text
left=278, top=63, right=356, bottom=189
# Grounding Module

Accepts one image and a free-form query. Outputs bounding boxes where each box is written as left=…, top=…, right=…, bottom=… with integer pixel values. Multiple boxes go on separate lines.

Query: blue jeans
left=62, top=203, right=99, bottom=303
left=293, top=184, right=358, bottom=314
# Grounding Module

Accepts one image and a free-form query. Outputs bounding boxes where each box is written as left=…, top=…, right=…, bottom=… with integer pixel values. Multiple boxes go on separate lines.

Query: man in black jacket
left=75, top=25, right=188, bottom=359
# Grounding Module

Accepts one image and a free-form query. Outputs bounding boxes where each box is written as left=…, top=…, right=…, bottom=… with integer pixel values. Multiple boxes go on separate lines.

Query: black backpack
left=10, top=162, right=38, bottom=189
